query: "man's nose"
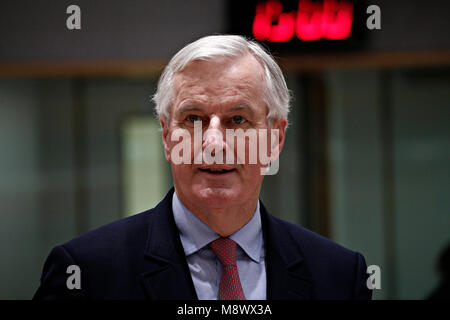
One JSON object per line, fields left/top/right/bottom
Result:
{"left": 202, "top": 116, "right": 226, "bottom": 152}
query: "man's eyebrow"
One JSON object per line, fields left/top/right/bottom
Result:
{"left": 177, "top": 105, "right": 204, "bottom": 114}
{"left": 228, "top": 104, "right": 255, "bottom": 115}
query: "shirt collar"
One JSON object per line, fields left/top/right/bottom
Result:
{"left": 172, "top": 191, "right": 262, "bottom": 263}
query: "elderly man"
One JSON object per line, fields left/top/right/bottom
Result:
{"left": 34, "top": 35, "right": 371, "bottom": 300}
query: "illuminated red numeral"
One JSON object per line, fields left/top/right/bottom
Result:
{"left": 296, "top": 0, "right": 324, "bottom": 41}
{"left": 322, "top": 0, "right": 353, "bottom": 40}
{"left": 253, "top": 0, "right": 295, "bottom": 42}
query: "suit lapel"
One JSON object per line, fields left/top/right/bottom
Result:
{"left": 260, "top": 201, "right": 314, "bottom": 300}
{"left": 140, "top": 188, "right": 198, "bottom": 300}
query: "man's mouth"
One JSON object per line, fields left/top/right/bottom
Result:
{"left": 198, "top": 168, "right": 237, "bottom": 174}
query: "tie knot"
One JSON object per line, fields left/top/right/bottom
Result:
{"left": 209, "top": 237, "right": 237, "bottom": 266}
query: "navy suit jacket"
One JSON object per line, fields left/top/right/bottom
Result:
{"left": 33, "top": 188, "right": 372, "bottom": 300}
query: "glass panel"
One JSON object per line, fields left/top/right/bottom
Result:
{"left": 392, "top": 69, "right": 450, "bottom": 299}
{"left": 121, "top": 116, "right": 170, "bottom": 217}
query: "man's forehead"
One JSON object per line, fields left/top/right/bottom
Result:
{"left": 168, "top": 54, "right": 267, "bottom": 120}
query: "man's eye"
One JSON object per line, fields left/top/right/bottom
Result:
{"left": 187, "top": 115, "right": 200, "bottom": 123}
{"left": 232, "top": 116, "right": 246, "bottom": 124}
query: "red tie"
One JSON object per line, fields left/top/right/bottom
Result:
{"left": 209, "top": 237, "right": 246, "bottom": 300}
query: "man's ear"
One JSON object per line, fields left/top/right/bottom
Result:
{"left": 160, "top": 118, "right": 171, "bottom": 162}
{"left": 270, "top": 118, "right": 288, "bottom": 162}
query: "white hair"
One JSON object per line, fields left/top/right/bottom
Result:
{"left": 152, "top": 35, "right": 290, "bottom": 125}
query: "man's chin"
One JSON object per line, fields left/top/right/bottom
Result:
{"left": 194, "top": 186, "right": 240, "bottom": 208}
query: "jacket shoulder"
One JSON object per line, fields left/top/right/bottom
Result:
{"left": 268, "top": 215, "right": 372, "bottom": 299}
{"left": 274, "top": 216, "right": 357, "bottom": 258}
{"left": 62, "top": 209, "right": 154, "bottom": 265}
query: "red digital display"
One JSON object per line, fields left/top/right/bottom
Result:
{"left": 253, "top": 0, "right": 354, "bottom": 42}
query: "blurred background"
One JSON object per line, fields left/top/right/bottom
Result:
{"left": 0, "top": 0, "right": 449, "bottom": 299}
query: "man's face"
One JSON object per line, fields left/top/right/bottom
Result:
{"left": 161, "top": 53, "right": 286, "bottom": 210}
